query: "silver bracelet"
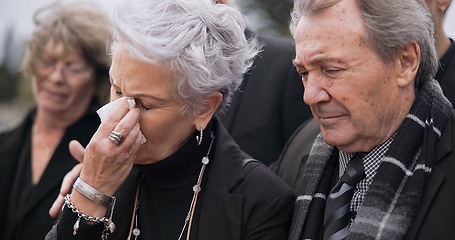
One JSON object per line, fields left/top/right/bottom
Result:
{"left": 73, "top": 177, "right": 116, "bottom": 208}
{"left": 64, "top": 194, "right": 116, "bottom": 239}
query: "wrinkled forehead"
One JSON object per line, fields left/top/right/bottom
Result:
{"left": 299, "top": 0, "right": 344, "bottom": 14}
{"left": 295, "top": 1, "right": 366, "bottom": 45}
{"left": 293, "top": 0, "right": 370, "bottom": 66}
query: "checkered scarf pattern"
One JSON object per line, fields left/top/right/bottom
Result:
{"left": 289, "top": 79, "right": 452, "bottom": 240}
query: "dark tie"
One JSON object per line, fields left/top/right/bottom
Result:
{"left": 323, "top": 155, "right": 365, "bottom": 240}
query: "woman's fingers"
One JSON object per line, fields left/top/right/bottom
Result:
{"left": 79, "top": 98, "right": 141, "bottom": 195}
{"left": 49, "top": 194, "right": 64, "bottom": 218}
{"left": 50, "top": 98, "right": 142, "bottom": 217}
{"left": 69, "top": 140, "right": 85, "bottom": 163}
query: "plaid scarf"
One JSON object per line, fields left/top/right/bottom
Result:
{"left": 289, "top": 79, "right": 452, "bottom": 240}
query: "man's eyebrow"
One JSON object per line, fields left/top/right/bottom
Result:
{"left": 294, "top": 54, "right": 341, "bottom": 69}
{"left": 292, "top": 59, "right": 308, "bottom": 73}
{"left": 309, "top": 53, "right": 344, "bottom": 65}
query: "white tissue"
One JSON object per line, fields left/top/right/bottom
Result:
{"left": 96, "top": 97, "right": 147, "bottom": 144}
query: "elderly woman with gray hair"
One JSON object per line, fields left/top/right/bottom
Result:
{"left": 0, "top": 1, "right": 111, "bottom": 240}
{"left": 45, "top": 0, "right": 294, "bottom": 239}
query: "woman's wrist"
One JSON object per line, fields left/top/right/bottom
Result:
{"left": 57, "top": 202, "right": 106, "bottom": 240}
{"left": 71, "top": 189, "right": 108, "bottom": 218}
{"left": 73, "top": 177, "right": 116, "bottom": 209}
{"left": 61, "top": 194, "right": 116, "bottom": 239}
{"left": 69, "top": 178, "right": 117, "bottom": 236}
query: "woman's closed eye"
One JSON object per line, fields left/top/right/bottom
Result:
{"left": 134, "top": 99, "right": 154, "bottom": 111}
{"left": 115, "top": 91, "right": 123, "bottom": 97}
{"left": 139, "top": 102, "right": 151, "bottom": 111}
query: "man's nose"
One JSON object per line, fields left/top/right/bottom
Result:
{"left": 303, "top": 75, "right": 330, "bottom": 106}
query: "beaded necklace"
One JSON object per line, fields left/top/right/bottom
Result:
{"left": 127, "top": 132, "right": 215, "bottom": 240}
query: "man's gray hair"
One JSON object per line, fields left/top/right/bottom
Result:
{"left": 110, "top": 0, "right": 260, "bottom": 116}
{"left": 290, "top": 0, "right": 438, "bottom": 88}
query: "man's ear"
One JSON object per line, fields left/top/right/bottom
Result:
{"left": 397, "top": 42, "right": 420, "bottom": 88}
{"left": 193, "top": 92, "right": 223, "bottom": 130}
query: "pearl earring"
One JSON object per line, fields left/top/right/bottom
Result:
{"left": 196, "top": 127, "right": 203, "bottom": 145}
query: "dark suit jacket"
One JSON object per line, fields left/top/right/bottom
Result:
{"left": 47, "top": 118, "right": 295, "bottom": 240}
{"left": 0, "top": 108, "right": 100, "bottom": 240}
{"left": 437, "top": 39, "right": 455, "bottom": 107}
{"left": 219, "top": 30, "right": 312, "bottom": 166}
{"left": 272, "top": 111, "right": 455, "bottom": 240}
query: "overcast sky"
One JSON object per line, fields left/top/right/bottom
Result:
{"left": 0, "top": 0, "right": 454, "bottom": 66}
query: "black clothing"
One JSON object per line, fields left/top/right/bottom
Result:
{"left": 47, "top": 118, "right": 295, "bottom": 240}
{"left": 0, "top": 103, "right": 101, "bottom": 240}
{"left": 220, "top": 30, "right": 312, "bottom": 166}
{"left": 437, "top": 38, "right": 455, "bottom": 107}
{"left": 134, "top": 121, "right": 214, "bottom": 239}
{"left": 272, "top": 79, "right": 455, "bottom": 239}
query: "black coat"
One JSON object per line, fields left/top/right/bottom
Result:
{"left": 437, "top": 39, "right": 455, "bottom": 107}
{"left": 220, "top": 30, "right": 312, "bottom": 166}
{"left": 46, "top": 118, "right": 295, "bottom": 240}
{"left": 272, "top": 111, "right": 455, "bottom": 240}
{"left": 0, "top": 108, "right": 100, "bottom": 240}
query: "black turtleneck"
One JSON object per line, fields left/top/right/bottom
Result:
{"left": 135, "top": 120, "right": 215, "bottom": 240}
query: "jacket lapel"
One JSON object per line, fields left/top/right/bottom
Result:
{"left": 0, "top": 115, "right": 32, "bottom": 229}
{"left": 198, "top": 119, "right": 246, "bottom": 240}
{"left": 199, "top": 184, "right": 243, "bottom": 240}
{"left": 23, "top": 142, "right": 78, "bottom": 212}
{"left": 289, "top": 136, "right": 335, "bottom": 240}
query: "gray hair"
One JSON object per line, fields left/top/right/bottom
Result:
{"left": 290, "top": 0, "right": 438, "bottom": 88}
{"left": 110, "top": 0, "right": 261, "bottom": 116}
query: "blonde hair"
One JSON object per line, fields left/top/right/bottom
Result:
{"left": 22, "top": 1, "right": 113, "bottom": 102}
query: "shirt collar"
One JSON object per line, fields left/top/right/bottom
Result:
{"left": 338, "top": 133, "right": 396, "bottom": 179}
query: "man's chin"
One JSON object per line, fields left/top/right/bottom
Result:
{"left": 321, "top": 130, "right": 352, "bottom": 149}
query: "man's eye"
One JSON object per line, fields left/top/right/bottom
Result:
{"left": 115, "top": 91, "right": 123, "bottom": 96}
{"left": 298, "top": 71, "right": 309, "bottom": 81}
{"left": 323, "top": 68, "right": 342, "bottom": 78}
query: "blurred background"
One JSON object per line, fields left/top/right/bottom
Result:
{"left": 0, "top": 0, "right": 454, "bottom": 132}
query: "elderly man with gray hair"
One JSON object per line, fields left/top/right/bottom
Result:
{"left": 272, "top": 0, "right": 455, "bottom": 239}
{"left": 45, "top": 0, "right": 295, "bottom": 239}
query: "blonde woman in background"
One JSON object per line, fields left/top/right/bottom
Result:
{"left": 0, "top": 1, "right": 112, "bottom": 239}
